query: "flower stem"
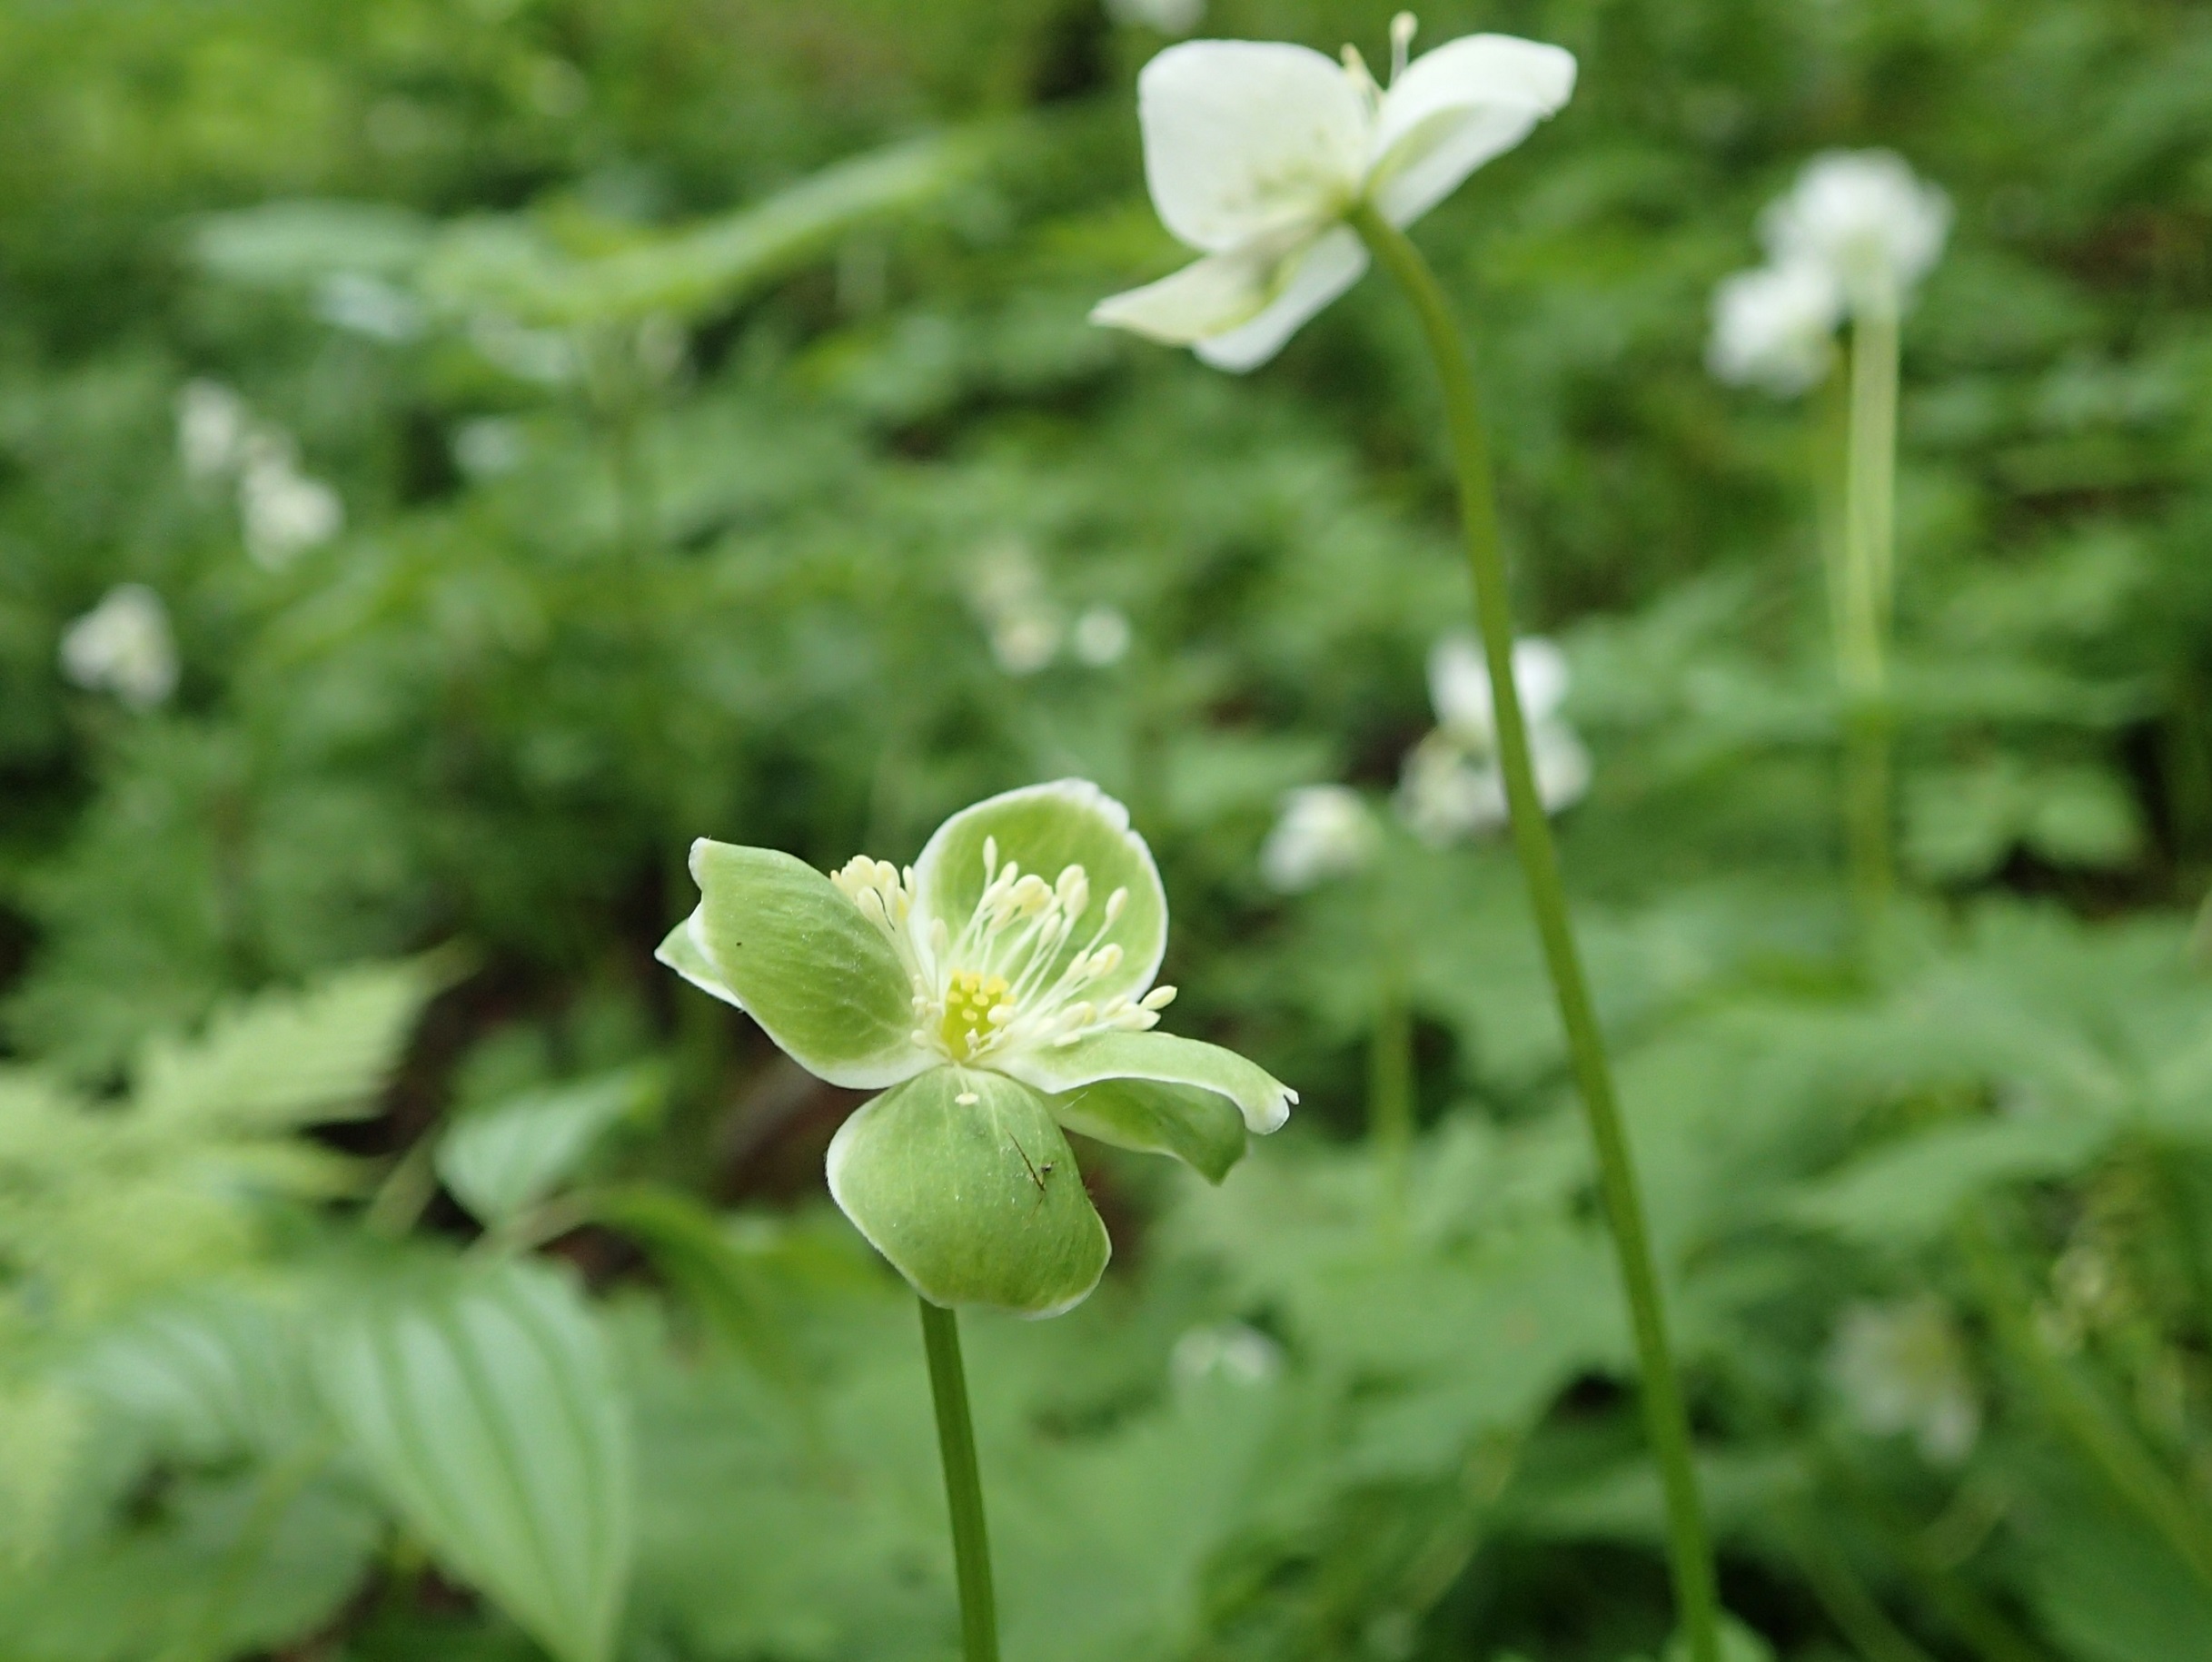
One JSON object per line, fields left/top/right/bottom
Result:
{"left": 1350, "top": 203, "right": 1722, "bottom": 1662}
{"left": 1839, "top": 306, "right": 1900, "bottom": 948}
{"left": 918, "top": 1295, "right": 1000, "bottom": 1662}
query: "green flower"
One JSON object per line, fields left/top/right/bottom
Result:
{"left": 659, "top": 779, "right": 1294, "bottom": 1316}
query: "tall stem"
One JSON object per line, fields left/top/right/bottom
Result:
{"left": 1839, "top": 306, "right": 1900, "bottom": 946}
{"left": 1351, "top": 203, "right": 1722, "bottom": 1662}
{"left": 918, "top": 1296, "right": 1000, "bottom": 1662}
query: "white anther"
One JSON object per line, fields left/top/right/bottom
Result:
{"left": 1141, "top": 985, "right": 1176, "bottom": 1011}
{"left": 988, "top": 1004, "right": 1017, "bottom": 1025}
{"left": 1088, "top": 943, "right": 1123, "bottom": 979}
{"left": 1104, "top": 887, "right": 1127, "bottom": 924}
{"left": 983, "top": 836, "right": 997, "bottom": 876}
{"left": 1389, "top": 12, "right": 1415, "bottom": 82}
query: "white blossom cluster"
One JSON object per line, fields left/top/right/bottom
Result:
{"left": 1708, "top": 151, "right": 1950, "bottom": 397}
{"left": 967, "top": 539, "right": 1131, "bottom": 676}
{"left": 59, "top": 584, "right": 177, "bottom": 709}
{"left": 1826, "top": 1298, "right": 1980, "bottom": 1466}
{"left": 175, "top": 380, "right": 345, "bottom": 569}
{"left": 1259, "top": 633, "right": 1591, "bottom": 892}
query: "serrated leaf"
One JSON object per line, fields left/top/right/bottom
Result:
{"left": 438, "top": 1067, "right": 657, "bottom": 1228}
{"left": 134, "top": 959, "right": 443, "bottom": 1132}
{"left": 315, "top": 1259, "right": 633, "bottom": 1662}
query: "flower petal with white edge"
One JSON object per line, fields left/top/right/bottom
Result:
{"left": 827, "top": 1067, "right": 1110, "bottom": 1316}
{"left": 1046, "top": 1075, "right": 1247, "bottom": 1183}
{"left": 911, "top": 779, "right": 1167, "bottom": 1018}
{"left": 683, "top": 841, "right": 934, "bottom": 1090}
{"left": 1134, "top": 40, "right": 1368, "bottom": 253}
{"left": 1002, "top": 1029, "right": 1296, "bottom": 1134}
{"left": 1366, "top": 34, "right": 1578, "bottom": 227}
{"left": 1089, "top": 228, "right": 1319, "bottom": 348}
{"left": 1191, "top": 225, "right": 1368, "bottom": 372}
{"left": 653, "top": 910, "right": 740, "bottom": 1009}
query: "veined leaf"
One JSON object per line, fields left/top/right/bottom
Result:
{"left": 437, "top": 1066, "right": 659, "bottom": 1228}
{"left": 315, "top": 1259, "right": 633, "bottom": 1662}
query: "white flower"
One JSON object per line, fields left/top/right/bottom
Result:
{"left": 1172, "top": 1321, "right": 1283, "bottom": 1388}
{"left": 239, "top": 440, "right": 343, "bottom": 570}
{"left": 1261, "top": 785, "right": 1380, "bottom": 892}
{"left": 969, "top": 540, "right": 1066, "bottom": 676}
{"left": 1428, "top": 633, "right": 1570, "bottom": 745}
{"left": 1397, "top": 633, "right": 1588, "bottom": 844}
{"left": 1706, "top": 260, "right": 1842, "bottom": 397}
{"left": 1071, "top": 604, "right": 1133, "bottom": 668}
{"left": 1761, "top": 150, "right": 1950, "bottom": 319}
{"left": 175, "top": 380, "right": 249, "bottom": 480}
{"left": 1106, "top": 0, "right": 1205, "bottom": 36}
{"left": 1827, "top": 1298, "right": 1980, "bottom": 1466}
{"left": 59, "top": 585, "right": 178, "bottom": 709}
{"left": 1091, "top": 15, "right": 1576, "bottom": 371}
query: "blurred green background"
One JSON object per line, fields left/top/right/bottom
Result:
{"left": 6, "top": 0, "right": 2212, "bottom": 1658}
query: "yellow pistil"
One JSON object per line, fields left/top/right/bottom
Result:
{"left": 938, "top": 969, "right": 1011, "bottom": 1058}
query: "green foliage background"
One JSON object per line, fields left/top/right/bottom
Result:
{"left": 5, "top": 0, "right": 2212, "bottom": 1657}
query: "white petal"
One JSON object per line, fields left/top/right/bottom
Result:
{"left": 1366, "top": 35, "right": 1577, "bottom": 227}
{"left": 1091, "top": 239, "right": 1291, "bottom": 347}
{"left": 1191, "top": 225, "right": 1367, "bottom": 371}
{"left": 1513, "top": 638, "right": 1572, "bottom": 725}
{"left": 1136, "top": 40, "right": 1369, "bottom": 253}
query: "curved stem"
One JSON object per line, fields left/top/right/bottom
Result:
{"left": 919, "top": 1296, "right": 1000, "bottom": 1662}
{"left": 1350, "top": 203, "right": 1722, "bottom": 1662}
{"left": 1840, "top": 307, "right": 1900, "bottom": 947}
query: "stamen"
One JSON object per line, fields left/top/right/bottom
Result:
{"left": 1390, "top": 12, "right": 1415, "bottom": 83}
{"left": 1141, "top": 985, "right": 1176, "bottom": 1010}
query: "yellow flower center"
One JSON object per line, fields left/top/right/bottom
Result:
{"left": 938, "top": 969, "right": 1011, "bottom": 1056}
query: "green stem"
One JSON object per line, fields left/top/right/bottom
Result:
{"left": 1839, "top": 306, "right": 1900, "bottom": 947}
{"left": 919, "top": 1296, "right": 999, "bottom": 1662}
{"left": 1350, "top": 203, "right": 1722, "bottom": 1662}
{"left": 1370, "top": 905, "right": 1414, "bottom": 1231}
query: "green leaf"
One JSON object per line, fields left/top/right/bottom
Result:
{"left": 1789, "top": 1113, "right": 2114, "bottom": 1245}
{"left": 437, "top": 1067, "right": 657, "bottom": 1227}
{"left": 1004, "top": 1030, "right": 1295, "bottom": 1134}
{"left": 314, "top": 1259, "right": 633, "bottom": 1662}
{"left": 673, "top": 841, "right": 928, "bottom": 1090}
{"left": 1047, "top": 1076, "right": 1246, "bottom": 1183}
{"left": 912, "top": 779, "right": 1167, "bottom": 1015}
{"left": 826, "top": 1067, "right": 1110, "bottom": 1316}
{"left": 134, "top": 958, "right": 444, "bottom": 1131}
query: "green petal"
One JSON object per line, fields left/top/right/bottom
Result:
{"left": 826, "top": 1067, "right": 1110, "bottom": 1316}
{"left": 654, "top": 911, "right": 734, "bottom": 1005}
{"left": 677, "top": 840, "right": 930, "bottom": 1090}
{"left": 912, "top": 779, "right": 1166, "bottom": 1013}
{"left": 1046, "top": 1076, "right": 1247, "bottom": 1184}
{"left": 1001, "top": 1030, "right": 1294, "bottom": 1134}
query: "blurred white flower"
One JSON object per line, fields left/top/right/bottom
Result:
{"left": 1706, "top": 260, "right": 1841, "bottom": 397}
{"left": 59, "top": 584, "right": 178, "bottom": 709}
{"left": 313, "top": 272, "right": 424, "bottom": 342}
{"left": 239, "top": 437, "right": 343, "bottom": 570}
{"left": 1071, "top": 604, "right": 1134, "bottom": 668}
{"left": 1106, "top": 0, "right": 1205, "bottom": 35}
{"left": 1261, "top": 785, "right": 1380, "bottom": 892}
{"left": 1827, "top": 1298, "right": 1980, "bottom": 1466}
{"left": 1397, "top": 633, "right": 1588, "bottom": 845}
{"left": 1761, "top": 150, "right": 1951, "bottom": 318}
{"left": 453, "top": 417, "right": 527, "bottom": 479}
{"left": 1172, "top": 1322, "right": 1283, "bottom": 1389}
{"left": 969, "top": 540, "right": 1066, "bottom": 676}
{"left": 1091, "top": 16, "right": 1575, "bottom": 371}
{"left": 175, "top": 380, "right": 249, "bottom": 480}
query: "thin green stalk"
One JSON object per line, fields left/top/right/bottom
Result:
{"left": 1350, "top": 203, "right": 1722, "bottom": 1662}
{"left": 1839, "top": 306, "right": 1900, "bottom": 944}
{"left": 919, "top": 1296, "right": 999, "bottom": 1662}
{"left": 1370, "top": 905, "right": 1414, "bottom": 1231}
{"left": 1783, "top": 1505, "right": 1939, "bottom": 1662}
